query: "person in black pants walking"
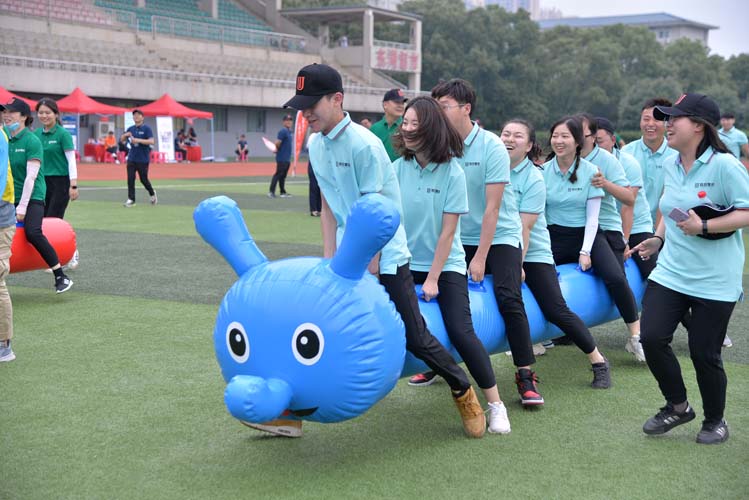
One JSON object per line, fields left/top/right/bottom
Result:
{"left": 308, "top": 161, "right": 321, "bottom": 216}
{"left": 269, "top": 114, "right": 293, "bottom": 198}
{"left": 120, "top": 109, "right": 157, "bottom": 207}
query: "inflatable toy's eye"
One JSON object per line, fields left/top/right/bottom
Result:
{"left": 291, "top": 323, "right": 324, "bottom": 366}
{"left": 226, "top": 321, "right": 249, "bottom": 363}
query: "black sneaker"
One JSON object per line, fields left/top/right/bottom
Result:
{"left": 515, "top": 368, "right": 544, "bottom": 406}
{"left": 55, "top": 275, "right": 74, "bottom": 294}
{"left": 408, "top": 371, "right": 438, "bottom": 387}
{"left": 643, "top": 403, "right": 695, "bottom": 435}
{"left": 696, "top": 419, "right": 729, "bottom": 444}
{"left": 590, "top": 358, "right": 611, "bottom": 389}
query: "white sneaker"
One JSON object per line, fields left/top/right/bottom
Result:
{"left": 722, "top": 336, "right": 733, "bottom": 348}
{"left": 124, "top": 199, "right": 135, "bottom": 207}
{"left": 65, "top": 249, "right": 79, "bottom": 271}
{"left": 487, "top": 401, "right": 511, "bottom": 434}
{"left": 626, "top": 335, "right": 646, "bottom": 362}
{"left": 0, "top": 340, "right": 15, "bottom": 362}
{"left": 532, "top": 343, "right": 547, "bottom": 356}
{"left": 150, "top": 192, "right": 158, "bottom": 205}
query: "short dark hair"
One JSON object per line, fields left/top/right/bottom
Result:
{"left": 392, "top": 96, "right": 463, "bottom": 164}
{"left": 546, "top": 116, "right": 584, "bottom": 183}
{"left": 430, "top": 78, "right": 476, "bottom": 114}
{"left": 501, "top": 118, "right": 543, "bottom": 164}
{"left": 721, "top": 112, "right": 735, "bottom": 119}
{"left": 642, "top": 98, "right": 672, "bottom": 111}
{"left": 576, "top": 112, "right": 597, "bottom": 134}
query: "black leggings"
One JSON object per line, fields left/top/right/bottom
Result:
{"left": 44, "top": 175, "right": 70, "bottom": 219}
{"left": 270, "top": 161, "right": 290, "bottom": 195}
{"left": 411, "top": 270, "right": 496, "bottom": 389}
{"left": 628, "top": 231, "right": 657, "bottom": 280}
{"left": 20, "top": 200, "right": 60, "bottom": 268}
{"left": 523, "top": 262, "right": 597, "bottom": 354}
{"left": 127, "top": 161, "right": 155, "bottom": 201}
{"left": 640, "top": 281, "right": 735, "bottom": 423}
{"left": 379, "top": 265, "right": 471, "bottom": 392}
{"left": 548, "top": 225, "right": 639, "bottom": 324}
{"left": 308, "top": 163, "right": 321, "bottom": 213}
{"left": 465, "top": 244, "right": 535, "bottom": 367}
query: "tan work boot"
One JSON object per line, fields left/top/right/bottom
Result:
{"left": 453, "top": 386, "right": 486, "bottom": 438}
{"left": 240, "top": 418, "right": 303, "bottom": 437}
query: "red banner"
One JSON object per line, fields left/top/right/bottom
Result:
{"left": 293, "top": 110, "right": 308, "bottom": 176}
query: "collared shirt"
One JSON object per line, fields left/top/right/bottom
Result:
{"left": 7, "top": 127, "right": 45, "bottom": 203}
{"left": 614, "top": 148, "right": 653, "bottom": 236}
{"left": 276, "top": 126, "right": 292, "bottom": 162}
{"left": 308, "top": 112, "right": 411, "bottom": 275}
{"left": 584, "top": 145, "right": 629, "bottom": 233}
{"left": 622, "top": 137, "right": 677, "bottom": 225}
{"left": 125, "top": 124, "right": 154, "bottom": 164}
{"left": 458, "top": 123, "right": 521, "bottom": 247}
{"left": 394, "top": 156, "right": 468, "bottom": 274}
{"left": 718, "top": 126, "right": 748, "bottom": 159}
{"left": 369, "top": 116, "right": 402, "bottom": 162}
{"left": 511, "top": 158, "right": 554, "bottom": 265}
{"left": 33, "top": 124, "right": 75, "bottom": 176}
{"left": 0, "top": 129, "right": 15, "bottom": 228}
{"left": 650, "top": 147, "right": 749, "bottom": 301}
{"left": 542, "top": 156, "right": 604, "bottom": 227}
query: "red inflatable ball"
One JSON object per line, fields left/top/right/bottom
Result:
{"left": 9, "top": 218, "right": 77, "bottom": 273}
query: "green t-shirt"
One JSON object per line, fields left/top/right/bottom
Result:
{"left": 34, "top": 124, "right": 74, "bottom": 176}
{"left": 369, "top": 116, "right": 402, "bottom": 162}
{"left": 7, "top": 127, "right": 46, "bottom": 203}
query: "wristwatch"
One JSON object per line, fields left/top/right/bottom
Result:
{"left": 579, "top": 250, "right": 590, "bottom": 256}
{"left": 702, "top": 219, "right": 708, "bottom": 236}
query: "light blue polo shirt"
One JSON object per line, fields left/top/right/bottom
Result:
{"left": 308, "top": 112, "right": 411, "bottom": 275}
{"left": 650, "top": 147, "right": 749, "bottom": 302}
{"left": 393, "top": 157, "right": 468, "bottom": 274}
{"left": 542, "top": 156, "right": 604, "bottom": 227}
{"left": 718, "top": 126, "right": 748, "bottom": 159}
{"left": 622, "top": 137, "right": 677, "bottom": 225}
{"left": 511, "top": 158, "right": 554, "bottom": 265}
{"left": 458, "top": 123, "right": 521, "bottom": 248}
{"left": 584, "top": 145, "right": 629, "bottom": 233}
{"left": 615, "top": 148, "right": 653, "bottom": 235}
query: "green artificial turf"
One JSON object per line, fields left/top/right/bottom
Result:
{"left": 2, "top": 178, "right": 748, "bottom": 499}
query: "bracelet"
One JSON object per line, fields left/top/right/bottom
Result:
{"left": 702, "top": 219, "right": 708, "bottom": 236}
{"left": 579, "top": 250, "right": 590, "bottom": 256}
{"left": 653, "top": 235, "right": 664, "bottom": 249}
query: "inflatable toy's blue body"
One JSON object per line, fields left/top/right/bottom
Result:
{"left": 195, "top": 195, "right": 645, "bottom": 425}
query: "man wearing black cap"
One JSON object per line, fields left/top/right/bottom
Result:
{"left": 370, "top": 88, "right": 407, "bottom": 161}
{"left": 242, "top": 63, "right": 485, "bottom": 439}
{"left": 268, "top": 114, "right": 294, "bottom": 198}
{"left": 0, "top": 101, "right": 16, "bottom": 361}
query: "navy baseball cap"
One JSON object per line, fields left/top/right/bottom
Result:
{"left": 653, "top": 93, "right": 720, "bottom": 127}
{"left": 284, "top": 64, "right": 343, "bottom": 110}
{"left": 1, "top": 97, "right": 31, "bottom": 115}
{"left": 383, "top": 88, "right": 407, "bottom": 103}
{"left": 595, "top": 117, "right": 615, "bottom": 135}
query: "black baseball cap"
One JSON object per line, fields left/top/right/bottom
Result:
{"left": 383, "top": 88, "right": 407, "bottom": 103}
{"left": 282, "top": 114, "right": 294, "bottom": 121}
{"left": 132, "top": 109, "right": 144, "bottom": 116}
{"left": 1, "top": 97, "right": 31, "bottom": 116}
{"left": 653, "top": 93, "right": 720, "bottom": 127}
{"left": 284, "top": 64, "right": 343, "bottom": 110}
{"left": 595, "top": 117, "right": 615, "bottom": 135}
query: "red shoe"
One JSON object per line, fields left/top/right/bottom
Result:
{"left": 515, "top": 368, "right": 544, "bottom": 406}
{"left": 408, "top": 371, "right": 438, "bottom": 386}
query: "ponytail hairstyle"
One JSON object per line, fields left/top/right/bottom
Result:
{"left": 36, "top": 97, "right": 61, "bottom": 125}
{"left": 502, "top": 118, "right": 543, "bottom": 165}
{"left": 546, "top": 115, "right": 584, "bottom": 183}
{"left": 392, "top": 96, "right": 464, "bottom": 163}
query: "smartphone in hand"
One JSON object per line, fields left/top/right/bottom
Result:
{"left": 668, "top": 207, "right": 690, "bottom": 223}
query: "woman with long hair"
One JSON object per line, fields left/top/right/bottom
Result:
{"left": 392, "top": 96, "right": 510, "bottom": 435}
{"left": 501, "top": 118, "right": 610, "bottom": 388}
{"left": 629, "top": 94, "right": 749, "bottom": 444}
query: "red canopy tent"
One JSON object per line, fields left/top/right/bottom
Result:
{"left": 57, "top": 87, "right": 130, "bottom": 115}
{"left": 135, "top": 94, "right": 214, "bottom": 159}
{"left": 0, "top": 86, "right": 37, "bottom": 108}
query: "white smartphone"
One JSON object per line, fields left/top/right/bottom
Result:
{"left": 668, "top": 207, "right": 690, "bottom": 223}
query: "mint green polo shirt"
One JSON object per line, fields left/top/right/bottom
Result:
{"left": 33, "top": 124, "right": 75, "bottom": 176}
{"left": 369, "top": 116, "right": 402, "bottom": 162}
{"left": 7, "top": 127, "right": 46, "bottom": 203}
{"left": 307, "top": 113, "right": 411, "bottom": 275}
{"left": 511, "top": 158, "right": 554, "bottom": 265}
{"left": 541, "top": 156, "right": 604, "bottom": 227}
{"left": 718, "top": 126, "right": 748, "bottom": 159}
{"left": 614, "top": 149, "right": 653, "bottom": 235}
{"left": 650, "top": 147, "right": 749, "bottom": 301}
{"left": 584, "top": 145, "right": 629, "bottom": 233}
{"left": 458, "top": 123, "right": 521, "bottom": 248}
{"left": 394, "top": 157, "right": 468, "bottom": 274}
{"left": 622, "top": 137, "right": 677, "bottom": 226}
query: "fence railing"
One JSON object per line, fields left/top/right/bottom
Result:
{"left": 373, "top": 39, "right": 416, "bottom": 51}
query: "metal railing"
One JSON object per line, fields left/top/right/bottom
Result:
{"left": 373, "top": 39, "right": 416, "bottom": 51}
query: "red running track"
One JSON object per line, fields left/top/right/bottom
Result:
{"left": 78, "top": 161, "right": 308, "bottom": 181}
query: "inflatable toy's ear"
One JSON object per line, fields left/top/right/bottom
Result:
{"left": 194, "top": 196, "right": 268, "bottom": 276}
{"left": 330, "top": 193, "right": 400, "bottom": 280}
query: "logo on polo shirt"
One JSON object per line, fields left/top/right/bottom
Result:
{"left": 695, "top": 182, "right": 715, "bottom": 187}
{"left": 464, "top": 161, "right": 481, "bottom": 167}
{"left": 426, "top": 187, "right": 441, "bottom": 194}
{"left": 48, "top": 140, "right": 58, "bottom": 144}
{"left": 567, "top": 187, "right": 583, "bottom": 192}
{"left": 14, "top": 148, "right": 25, "bottom": 153}
{"left": 336, "top": 161, "right": 351, "bottom": 168}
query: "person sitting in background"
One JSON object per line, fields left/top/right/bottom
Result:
{"left": 174, "top": 131, "right": 187, "bottom": 162}
{"left": 103, "top": 131, "right": 118, "bottom": 162}
{"left": 187, "top": 127, "right": 198, "bottom": 145}
{"left": 235, "top": 134, "right": 249, "bottom": 161}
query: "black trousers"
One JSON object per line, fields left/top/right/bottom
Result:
{"left": 308, "top": 163, "right": 321, "bottom": 213}
{"left": 379, "top": 265, "right": 470, "bottom": 392}
{"left": 126, "top": 161, "right": 155, "bottom": 201}
{"left": 523, "top": 262, "right": 597, "bottom": 354}
{"left": 640, "top": 280, "right": 735, "bottom": 423}
{"left": 628, "top": 231, "right": 657, "bottom": 280}
{"left": 411, "top": 270, "right": 496, "bottom": 389}
{"left": 21, "top": 200, "right": 60, "bottom": 268}
{"left": 548, "top": 225, "right": 639, "bottom": 324}
{"left": 465, "top": 243, "right": 535, "bottom": 367}
{"left": 270, "top": 161, "right": 290, "bottom": 195}
{"left": 44, "top": 175, "right": 70, "bottom": 219}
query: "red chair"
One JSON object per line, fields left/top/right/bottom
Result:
{"left": 117, "top": 151, "right": 127, "bottom": 164}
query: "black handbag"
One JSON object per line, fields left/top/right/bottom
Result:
{"left": 691, "top": 204, "right": 736, "bottom": 240}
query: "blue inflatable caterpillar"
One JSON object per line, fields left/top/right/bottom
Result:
{"left": 194, "top": 194, "right": 645, "bottom": 425}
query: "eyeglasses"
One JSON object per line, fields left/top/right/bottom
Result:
{"left": 439, "top": 103, "right": 465, "bottom": 111}
{"left": 584, "top": 133, "right": 595, "bottom": 138}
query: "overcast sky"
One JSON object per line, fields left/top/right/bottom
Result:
{"left": 542, "top": 0, "right": 748, "bottom": 58}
